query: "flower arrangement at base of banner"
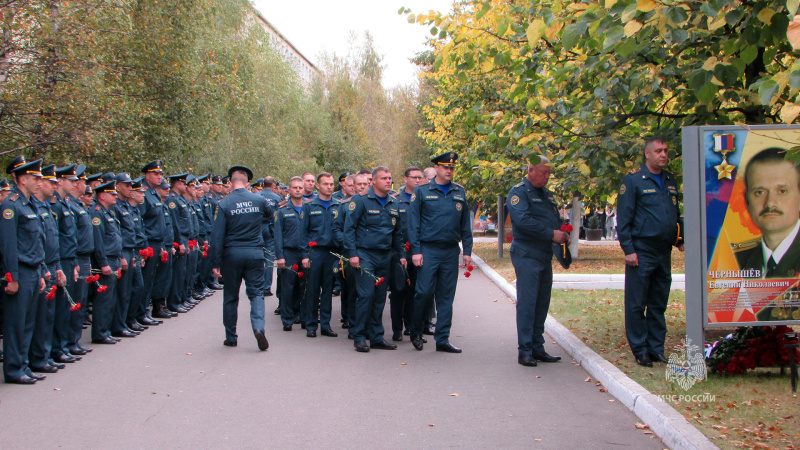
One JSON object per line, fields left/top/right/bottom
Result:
{"left": 706, "top": 325, "right": 799, "bottom": 375}
{"left": 463, "top": 264, "right": 474, "bottom": 278}
{"left": 329, "top": 251, "right": 384, "bottom": 286}
{"left": 139, "top": 247, "right": 155, "bottom": 260}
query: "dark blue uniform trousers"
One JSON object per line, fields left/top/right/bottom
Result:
{"left": 351, "top": 248, "right": 390, "bottom": 344}
{"left": 304, "top": 247, "right": 335, "bottom": 331}
{"left": 511, "top": 250, "right": 552, "bottom": 356}
{"left": 153, "top": 245, "right": 173, "bottom": 300}
{"left": 67, "top": 256, "right": 91, "bottom": 350}
{"left": 624, "top": 244, "right": 671, "bottom": 357}
{"left": 278, "top": 249, "right": 304, "bottom": 327}
{"left": 389, "top": 253, "right": 416, "bottom": 335}
{"left": 263, "top": 238, "right": 275, "bottom": 294}
{"left": 29, "top": 263, "right": 59, "bottom": 369}
{"left": 186, "top": 247, "right": 198, "bottom": 298}
{"left": 3, "top": 265, "right": 41, "bottom": 382}
{"left": 51, "top": 258, "right": 75, "bottom": 358}
{"left": 91, "top": 258, "right": 119, "bottom": 341}
{"left": 221, "top": 247, "right": 266, "bottom": 343}
{"left": 412, "top": 243, "right": 459, "bottom": 345}
{"left": 168, "top": 250, "right": 188, "bottom": 310}
{"left": 127, "top": 257, "right": 146, "bottom": 324}
{"left": 140, "top": 241, "right": 162, "bottom": 311}
{"left": 112, "top": 250, "right": 135, "bottom": 333}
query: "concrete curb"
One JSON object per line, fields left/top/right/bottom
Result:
{"left": 471, "top": 253, "right": 717, "bottom": 450}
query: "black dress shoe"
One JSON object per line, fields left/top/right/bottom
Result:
{"left": 11, "top": 375, "right": 37, "bottom": 384}
{"left": 273, "top": 308, "right": 280, "bottom": 315}
{"left": 144, "top": 313, "right": 162, "bottom": 324}
{"left": 306, "top": 330, "right": 317, "bottom": 338}
{"left": 283, "top": 324, "right": 292, "bottom": 331}
{"left": 370, "top": 339, "right": 397, "bottom": 350}
{"left": 152, "top": 309, "right": 172, "bottom": 319}
{"left": 321, "top": 329, "right": 338, "bottom": 337}
{"left": 391, "top": 333, "right": 402, "bottom": 342}
{"left": 77, "top": 343, "right": 93, "bottom": 352}
{"left": 254, "top": 330, "right": 269, "bottom": 351}
{"left": 54, "top": 353, "right": 78, "bottom": 363}
{"left": 175, "top": 306, "right": 189, "bottom": 313}
{"left": 126, "top": 327, "right": 141, "bottom": 335}
{"left": 342, "top": 320, "right": 351, "bottom": 329}
{"left": 331, "top": 289, "right": 340, "bottom": 296}
{"left": 92, "top": 337, "right": 117, "bottom": 344}
{"left": 129, "top": 322, "right": 147, "bottom": 331}
{"left": 518, "top": 354, "right": 538, "bottom": 367}
{"left": 436, "top": 342, "right": 462, "bottom": 353}
{"left": 68, "top": 347, "right": 88, "bottom": 356}
{"left": 300, "top": 322, "right": 306, "bottom": 329}
{"left": 49, "top": 361, "right": 66, "bottom": 369}
{"left": 65, "top": 353, "right": 82, "bottom": 361}
{"left": 223, "top": 339, "right": 237, "bottom": 347}
{"left": 354, "top": 340, "right": 370, "bottom": 352}
{"left": 403, "top": 329, "right": 411, "bottom": 336}
{"left": 192, "top": 292, "right": 204, "bottom": 300}
{"left": 31, "top": 365, "right": 58, "bottom": 373}
{"left": 293, "top": 316, "right": 301, "bottom": 324}
{"left": 532, "top": 352, "right": 561, "bottom": 363}
{"left": 347, "top": 332, "right": 355, "bottom": 340}
{"left": 649, "top": 353, "right": 669, "bottom": 364}
{"left": 411, "top": 336, "right": 424, "bottom": 351}
{"left": 635, "top": 353, "right": 653, "bottom": 367}
{"left": 111, "top": 330, "right": 137, "bottom": 338}
{"left": 264, "top": 291, "right": 274, "bottom": 297}
{"left": 27, "top": 372, "right": 46, "bottom": 380}
{"left": 423, "top": 326, "right": 434, "bottom": 336}
{"left": 108, "top": 336, "right": 121, "bottom": 342}
{"left": 209, "top": 282, "right": 223, "bottom": 290}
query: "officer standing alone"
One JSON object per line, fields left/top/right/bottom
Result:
{"left": 211, "top": 166, "right": 271, "bottom": 351}
{"left": 617, "top": 136, "right": 684, "bottom": 367}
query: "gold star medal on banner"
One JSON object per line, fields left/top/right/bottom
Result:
{"left": 713, "top": 133, "right": 736, "bottom": 179}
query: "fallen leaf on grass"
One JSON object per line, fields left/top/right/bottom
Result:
{"left": 635, "top": 423, "right": 649, "bottom": 430}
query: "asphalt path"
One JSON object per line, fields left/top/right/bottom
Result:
{"left": 0, "top": 268, "right": 663, "bottom": 448}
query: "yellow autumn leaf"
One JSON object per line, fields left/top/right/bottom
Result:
{"left": 527, "top": 19, "right": 547, "bottom": 47}
{"left": 780, "top": 102, "right": 800, "bottom": 124}
{"left": 579, "top": 163, "right": 591, "bottom": 176}
{"left": 605, "top": 0, "right": 617, "bottom": 8}
{"left": 757, "top": 8, "right": 776, "bottom": 24}
{"left": 624, "top": 20, "right": 642, "bottom": 37}
{"left": 637, "top": 0, "right": 656, "bottom": 12}
{"left": 788, "top": 15, "right": 800, "bottom": 50}
{"left": 707, "top": 13, "right": 727, "bottom": 31}
{"left": 518, "top": 134, "right": 537, "bottom": 146}
{"left": 545, "top": 21, "right": 563, "bottom": 40}
{"left": 701, "top": 56, "right": 719, "bottom": 71}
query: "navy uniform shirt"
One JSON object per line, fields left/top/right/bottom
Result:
{"left": 332, "top": 190, "right": 346, "bottom": 202}
{"left": 187, "top": 198, "right": 200, "bottom": 241}
{"left": 167, "top": 191, "right": 191, "bottom": 246}
{"left": 274, "top": 202, "right": 305, "bottom": 260}
{"left": 211, "top": 188, "right": 271, "bottom": 267}
{"left": 90, "top": 203, "right": 122, "bottom": 268}
{"left": 396, "top": 190, "right": 413, "bottom": 258}
{"left": 52, "top": 192, "right": 78, "bottom": 260}
{"left": 331, "top": 195, "right": 353, "bottom": 248}
{"left": 343, "top": 187, "right": 403, "bottom": 258}
{"left": 1, "top": 190, "right": 46, "bottom": 279}
{"left": 140, "top": 181, "right": 166, "bottom": 244}
{"left": 33, "top": 196, "right": 61, "bottom": 269}
{"left": 113, "top": 198, "right": 138, "bottom": 250}
{"left": 131, "top": 203, "right": 147, "bottom": 250}
{"left": 408, "top": 179, "right": 473, "bottom": 256}
{"left": 163, "top": 202, "right": 175, "bottom": 247}
{"left": 195, "top": 198, "right": 208, "bottom": 240}
{"left": 69, "top": 194, "right": 94, "bottom": 256}
{"left": 301, "top": 196, "right": 335, "bottom": 256}
{"left": 506, "top": 177, "right": 560, "bottom": 258}
{"left": 617, "top": 164, "right": 684, "bottom": 255}
{"left": 259, "top": 190, "right": 280, "bottom": 242}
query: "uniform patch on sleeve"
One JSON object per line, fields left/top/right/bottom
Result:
{"left": 673, "top": 196, "right": 677, "bottom": 205}
{"left": 619, "top": 184, "right": 626, "bottom": 195}
{"left": 510, "top": 195, "right": 519, "bottom": 205}
{"left": 332, "top": 209, "right": 339, "bottom": 218}
{"left": 455, "top": 203, "right": 462, "bottom": 211}
{"left": 3, "top": 208, "right": 14, "bottom": 219}
{"left": 92, "top": 217, "right": 101, "bottom": 226}
{"left": 348, "top": 202, "right": 356, "bottom": 211}
{"left": 391, "top": 217, "right": 397, "bottom": 226}
{"left": 169, "top": 202, "right": 176, "bottom": 209}
{"left": 410, "top": 194, "right": 416, "bottom": 202}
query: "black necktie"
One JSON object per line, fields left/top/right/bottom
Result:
{"left": 766, "top": 256, "right": 778, "bottom": 277}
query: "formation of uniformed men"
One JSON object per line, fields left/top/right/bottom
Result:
{"left": 1, "top": 151, "right": 477, "bottom": 384}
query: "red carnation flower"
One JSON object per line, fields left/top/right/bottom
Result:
{"left": 309, "top": 241, "right": 318, "bottom": 247}
{"left": 97, "top": 285, "right": 108, "bottom": 293}
{"left": 404, "top": 242, "right": 410, "bottom": 252}
{"left": 464, "top": 271, "right": 471, "bottom": 278}
{"left": 297, "top": 272, "right": 304, "bottom": 278}
{"left": 467, "top": 264, "right": 474, "bottom": 272}
{"left": 561, "top": 224, "right": 574, "bottom": 233}
{"left": 70, "top": 302, "right": 81, "bottom": 312}
{"left": 375, "top": 277, "right": 384, "bottom": 286}
{"left": 148, "top": 247, "right": 155, "bottom": 257}
{"left": 202, "top": 251, "right": 208, "bottom": 259}
{"left": 116, "top": 270, "right": 122, "bottom": 279}
{"left": 292, "top": 264, "right": 299, "bottom": 272}
{"left": 161, "top": 251, "right": 169, "bottom": 263}
{"left": 173, "top": 242, "right": 180, "bottom": 249}
{"left": 203, "top": 243, "right": 209, "bottom": 252}
{"left": 4, "top": 273, "right": 12, "bottom": 283}
{"left": 46, "top": 286, "right": 57, "bottom": 300}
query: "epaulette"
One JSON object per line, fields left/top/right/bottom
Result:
{"left": 514, "top": 182, "right": 524, "bottom": 188}
{"left": 629, "top": 168, "right": 641, "bottom": 175}
{"left": 453, "top": 182, "right": 464, "bottom": 189}
{"left": 95, "top": 205, "right": 101, "bottom": 211}
{"left": 9, "top": 193, "right": 18, "bottom": 202}
{"left": 50, "top": 196, "right": 56, "bottom": 204}
{"left": 730, "top": 238, "right": 760, "bottom": 253}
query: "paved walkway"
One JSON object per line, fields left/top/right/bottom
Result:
{"left": 0, "top": 269, "right": 663, "bottom": 448}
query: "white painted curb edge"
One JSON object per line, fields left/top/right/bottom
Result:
{"left": 471, "top": 253, "right": 717, "bottom": 450}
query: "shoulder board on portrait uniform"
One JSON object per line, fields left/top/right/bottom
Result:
{"left": 9, "top": 193, "right": 18, "bottom": 202}
{"left": 730, "top": 238, "right": 761, "bottom": 253}
{"left": 629, "top": 168, "right": 641, "bottom": 175}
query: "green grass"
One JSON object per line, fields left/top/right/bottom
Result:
{"left": 473, "top": 246, "right": 800, "bottom": 449}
